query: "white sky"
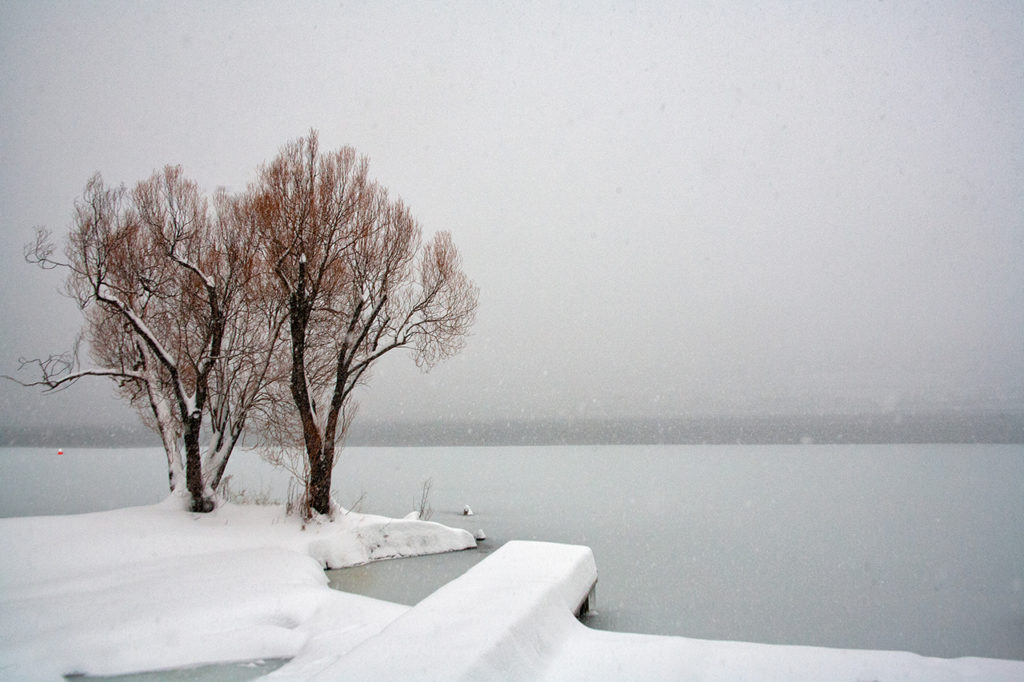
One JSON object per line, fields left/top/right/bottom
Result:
{"left": 1, "top": 1, "right": 1022, "bottom": 427}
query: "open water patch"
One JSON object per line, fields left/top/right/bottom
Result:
{"left": 326, "top": 543, "right": 492, "bottom": 605}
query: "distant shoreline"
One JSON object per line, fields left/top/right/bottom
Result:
{"left": 3, "top": 410, "right": 1023, "bottom": 447}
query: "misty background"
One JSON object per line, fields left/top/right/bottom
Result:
{"left": 2, "top": 2, "right": 1022, "bottom": 445}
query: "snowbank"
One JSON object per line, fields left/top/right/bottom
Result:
{"left": 542, "top": 619, "right": 1024, "bottom": 682}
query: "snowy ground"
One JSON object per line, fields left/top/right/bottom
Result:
{"left": 0, "top": 496, "right": 471, "bottom": 680}
{"left": 1, "top": 499, "right": 1022, "bottom": 681}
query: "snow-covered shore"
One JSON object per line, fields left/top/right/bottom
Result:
{"left": 0, "top": 497, "right": 472, "bottom": 680}
{"left": 1, "top": 500, "right": 1021, "bottom": 681}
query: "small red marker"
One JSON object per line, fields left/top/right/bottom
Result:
{"left": 57, "top": 449, "right": 63, "bottom": 456}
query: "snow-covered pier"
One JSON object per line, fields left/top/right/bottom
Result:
{"left": 306, "top": 541, "right": 598, "bottom": 680}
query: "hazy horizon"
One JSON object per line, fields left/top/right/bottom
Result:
{"left": 4, "top": 407, "right": 1022, "bottom": 448}
{"left": 2, "top": 2, "right": 1022, "bottom": 431}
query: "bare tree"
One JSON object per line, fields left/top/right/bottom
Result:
{"left": 248, "top": 131, "right": 478, "bottom": 517}
{"left": 9, "top": 132, "right": 473, "bottom": 518}
{"left": 13, "top": 169, "right": 284, "bottom": 511}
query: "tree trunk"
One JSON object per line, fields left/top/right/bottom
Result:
{"left": 183, "top": 413, "right": 213, "bottom": 512}
{"left": 286, "top": 265, "right": 333, "bottom": 517}
{"left": 166, "top": 448, "right": 185, "bottom": 495}
{"left": 308, "top": 444, "right": 334, "bottom": 516}
{"left": 156, "top": 412, "right": 185, "bottom": 494}
{"left": 204, "top": 432, "right": 240, "bottom": 493}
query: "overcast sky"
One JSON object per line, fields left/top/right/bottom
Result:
{"left": 1, "top": 1, "right": 1022, "bottom": 429}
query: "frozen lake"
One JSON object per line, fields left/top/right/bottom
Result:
{"left": 2, "top": 443, "right": 1022, "bottom": 660}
